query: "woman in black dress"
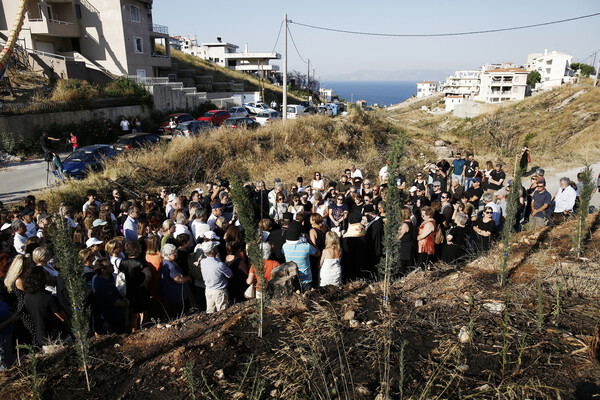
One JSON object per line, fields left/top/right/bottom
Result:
{"left": 309, "top": 214, "right": 329, "bottom": 285}
{"left": 398, "top": 207, "right": 415, "bottom": 273}
{"left": 474, "top": 207, "right": 496, "bottom": 252}
{"left": 120, "top": 241, "right": 151, "bottom": 331}
{"left": 442, "top": 212, "right": 468, "bottom": 264}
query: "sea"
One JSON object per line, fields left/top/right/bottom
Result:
{"left": 325, "top": 80, "right": 418, "bottom": 107}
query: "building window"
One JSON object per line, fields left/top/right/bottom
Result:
{"left": 134, "top": 37, "right": 143, "bottom": 53}
{"left": 130, "top": 5, "right": 140, "bottom": 22}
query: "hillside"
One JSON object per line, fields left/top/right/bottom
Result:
{"left": 387, "top": 83, "right": 600, "bottom": 169}
{"left": 1, "top": 213, "right": 599, "bottom": 399}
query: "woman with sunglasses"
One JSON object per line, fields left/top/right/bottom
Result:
{"left": 269, "top": 194, "right": 289, "bottom": 225}
{"left": 329, "top": 195, "right": 349, "bottom": 235}
{"left": 288, "top": 194, "right": 304, "bottom": 220}
{"left": 473, "top": 206, "right": 496, "bottom": 252}
{"left": 311, "top": 172, "right": 325, "bottom": 193}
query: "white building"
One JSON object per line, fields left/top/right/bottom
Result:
{"left": 445, "top": 95, "right": 465, "bottom": 112}
{"left": 416, "top": 81, "right": 438, "bottom": 98}
{"left": 526, "top": 49, "right": 573, "bottom": 90}
{"left": 441, "top": 70, "right": 481, "bottom": 97}
{"left": 474, "top": 67, "right": 528, "bottom": 103}
{"left": 319, "top": 88, "right": 333, "bottom": 102}
{"left": 179, "top": 37, "right": 281, "bottom": 78}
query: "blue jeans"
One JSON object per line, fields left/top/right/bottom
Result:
{"left": 465, "top": 177, "right": 474, "bottom": 191}
{"left": 451, "top": 174, "right": 463, "bottom": 185}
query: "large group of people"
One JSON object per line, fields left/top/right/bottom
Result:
{"left": 0, "top": 149, "right": 599, "bottom": 369}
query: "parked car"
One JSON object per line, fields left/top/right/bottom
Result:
{"left": 113, "top": 132, "right": 161, "bottom": 152}
{"left": 228, "top": 106, "right": 249, "bottom": 118}
{"left": 243, "top": 102, "right": 274, "bottom": 114}
{"left": 62, "top": 144, "right": 117, "bottom": 179}
{"left": 299, "top": 101, "right": 316, "bottom": 113}
{"left": 173, "top": 120, "right": 213, "bottom": 136}
{"left": 223, "top": 117, "right": 261, "bottom": 129}
{"left": 253, "top": 110, "right": 282, "bottom": 126}
{"left": 196, "top": 110, "right": 231, "bottom": 126}
{"left": 158, "top": 113, "right": 194, "bottom": 133}
{"left": 286, "top": 104, "right": 310, "bottom": 119}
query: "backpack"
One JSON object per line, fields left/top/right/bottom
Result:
{"left": 115, "top": 271, "right": 127, "bottom": 297}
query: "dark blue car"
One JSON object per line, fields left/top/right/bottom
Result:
{"left": 62, "top": 144, "right": 117, "bottom": 179}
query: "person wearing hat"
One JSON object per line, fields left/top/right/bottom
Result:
{"left": 430, "top": 181, "right": 443, "bottom": 202}
{"left": 165, "top": 193, "right": 177, "bottom": 219}
{"left": 466, "top": 177, "right": 484, "bottom": 209}
{"left": 200, "top": 240, "right": 232, "bottom": 313}
{"left": 281, "top": 221, "right": 319, "bottom": 291}
{"left": 86, "top": 237, "right": 105, "bottom": 259}
{"left": 207, "top": 202, "right": 224, "bottom": 231}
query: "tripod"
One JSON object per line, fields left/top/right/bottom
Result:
{"left": 46, "top": 160, "right": 53, "bottom": 186}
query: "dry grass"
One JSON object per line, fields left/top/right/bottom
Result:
{"left": 41, "top": 109, "right": 407, "bottom": 211}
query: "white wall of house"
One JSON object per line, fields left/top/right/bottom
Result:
{"left": 526, "top": 49, "right": 573, "bottom": 90}
{"left": 445, "top": 96, "right": 464, "bottom": 112}
{"left": 417, "top": 81, "right": 438, "bottom": 98}
{"left": 474, "top": 68, "right": 527, "bottom": 103}
{"left": 441, "top": 71, "right": 481, "bottom": 98}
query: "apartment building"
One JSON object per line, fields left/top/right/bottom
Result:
{"left": 416, "top": 81, "right": 438, "bottom": 98}
{"left": 179, "top": 37, "right": 281, "bottom": 78}
{"left": 474, "top": 67, "right": 528, "bottom": 103}
{"left": 526, "top": 49, "right": 573, "bottom": 90}
{"left": 441, "top": 70, "right": 481, "bottom": 97}
{"left": 0, "top": 0, "right": 170, "bottom": 79}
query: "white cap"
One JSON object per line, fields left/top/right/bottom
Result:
{"left": 86, "top": 237, "right": 103, "bottom": 248}
{"left": 201, "top": 241, "right": 219, "bottom": 254}
{"left": 168, "top": 193, "right": 177, "bottom": 202}
{"left": 409, "top": 186, "right": 418, "bottom": 193}
{"left": 92, "top": 219, "right": 107, "bottom": 227}
{"left": 0, "top": 223, "right": 11, "bottom": 231}
{"left": 203, "top": 231, "right": 220, "bottom": 240}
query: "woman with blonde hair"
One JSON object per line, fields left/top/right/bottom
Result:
{"left": 319, "top": 231, "right": 342, "bottom": 287}
{"left": 4, "top": 255, "right": 36, "bottom": 343}
{"left": 160, "top": 219, "right": 176, "bottom": 249}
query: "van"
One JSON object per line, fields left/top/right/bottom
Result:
{"left": 286, "top": 104, "right": 309, "bottom": 119}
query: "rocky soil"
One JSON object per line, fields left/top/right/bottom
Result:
{"left": 1, "top": 214, "right": 599, "bottom": 399}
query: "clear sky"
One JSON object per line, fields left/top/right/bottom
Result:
{"left": 153, "top": 0, "right": 600, "bottom": 82}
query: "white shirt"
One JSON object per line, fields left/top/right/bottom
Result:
{"left": 554, "top": 185, "right": 577, "bottom": 213}
{"left": 350, "top": 168, "right": 363, "bottom": 179}
{"left": 207, "top": 213, "right": 218, "bottom": 231}
{"left": 191, "top": 220, "right": 210, "bottom": 242}
{"left": 485, "top": 201, "right": 502, "bottom": 226}
{"left": 120, "top": 119, "right": 130, "bottom": 131}
{"left": 174, "top": 223, "right": 194, "bottom": 245}
{"left": 14, "top": 233, "right": 27, "bottom": 254}
{"left": 123, "top": 215, "right": 138, "bottom": 241}
{"left": 83, "top": 200, "right": 102, "bottom": 213}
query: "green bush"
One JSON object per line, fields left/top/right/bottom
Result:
{"left": 0, "top": 132, "right": 39, "bottom": 156}
{"left": 50, "top": 79, "right": 99, "bottom": 103}
{"left": 103, "top": 77, "right": 152, "bottom": 105}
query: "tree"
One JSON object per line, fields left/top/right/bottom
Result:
{"left": 527, "top": 70, "right": 541, "bottom": 88}
{"left": 570, "top": 62, "right": 596, "bottom": 78}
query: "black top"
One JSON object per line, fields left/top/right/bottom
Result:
{"left": 399, "top": 221, "right": 415, "bottom": 260}
{"left": 465, "top": 160, "right": 479, "bottom": 178}
{"left": 24, "top": 290, "right": 63, "bottom": 345}
{"left": 120, "top": 258, "right": 150, "bottom": 312}
{"left": 488, "top": 170, "right": 506, "bottom": 191}
{"left": 466, "top": 186, "right": 484, "bottom": 208}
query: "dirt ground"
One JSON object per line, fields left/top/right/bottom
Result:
{"left": 1, "top": 215, "right": 599, "bottom": 399}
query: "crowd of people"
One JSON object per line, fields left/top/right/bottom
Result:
{"left": 0, "top": 150, "right": 599, "bottom": 368}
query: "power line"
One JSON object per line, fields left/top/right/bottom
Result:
{"left": 289, "top": 12, "right": 600, "bottom": 38}
{"left": 576, "top": 48, "right": 600, "bottom": 65}
{"left": 271, "top": 21, "right": 283, "bottom": 53}
{"left": 287, "top": 25, "right": 308, "bottom": 64}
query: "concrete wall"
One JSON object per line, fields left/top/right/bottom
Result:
{"left": 0, "top": 105, "right": 149, "bottom": 139}
{"left": 453, "top": 100, "right": 505, "bottom": 119}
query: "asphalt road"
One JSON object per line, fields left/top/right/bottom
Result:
{"left": 0, "top": 154, "right": 67, "bottom": 203}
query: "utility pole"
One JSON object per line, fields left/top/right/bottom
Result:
{"left": 307, "top": 58, "right": 310, "bottom": 100}
{"left": 283, "top": 13, "right": 287, "bottom": 121}
{"left": 594, "top": 57, "right": 600, "bottom": 87}
{"left": 312, "top": 67, "right": 315, "bottom": 101}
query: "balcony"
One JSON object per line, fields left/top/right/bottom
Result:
{"left": 149, "top": 24, "right": 168, "bottom": 36}
{"left": 28, "top": 18, "right": 79, "bottom": 37}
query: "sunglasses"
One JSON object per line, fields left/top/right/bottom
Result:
{"left": 337, "top": 198, "right": 344, "bottom": 201}
{"left": 484, "top": 211, "right": 493, "bottom": 214}
{"left": 537, "top": 185, "right": 545, "bottom": 188}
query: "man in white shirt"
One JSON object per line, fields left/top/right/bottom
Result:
{"left": 123, "top": 206, "right": 140, "bottom": 241}
{"left": 378, "top": 162, "right": 389, "bottom": 185}
{"left": 349, "top": 163, "right": 363, "bottom": 179}
{"left": 207, "top": 203, "right": 224, "bottom": 231}
{"left": 200, "top": 241, "right": 232, "bottom": 313}
{"left": 82, "top": 189, "right": 102, "bottom": 213}
{"left": 552, "top": 177, "right": 577, "bottom": 225}
{"left": 120, "top": 117, "right": 130, "bottom": 132}
{"left": 12, "top": 220, "right": 27, "bottom": 254}
{"left": 22, "top": 212, "right": 37, "bottom": 238}
{"left": 191, "top": 208, "right": 210, "bottom": 242}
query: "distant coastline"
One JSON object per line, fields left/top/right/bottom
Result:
{"left": 325, "top": 80, "right": 418, "bottom": 107}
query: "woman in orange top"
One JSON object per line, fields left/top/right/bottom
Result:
{"left": 144, "top": 235, "right": 162, "bottom": 301}
{"left": 416, "top": 206, "right": 436, "bottom": 269}
{"left": 246, "top": 242, "right": 279, "bottom": 298}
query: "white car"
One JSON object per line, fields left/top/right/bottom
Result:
{"left": 243, "top": 102, "right": 275, "bottom": 114}
{"left": 228, "top": 106, "right": 249, "bottom": 118}
{"left": 253, "top": 111, "right": 282, "bottom": 126}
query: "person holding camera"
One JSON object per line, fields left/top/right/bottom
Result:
{"left": 40, "top": 132, "right": 60, "bottom": 161}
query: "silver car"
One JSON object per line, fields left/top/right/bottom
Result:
{"left": 228, "top": 106, "right": 249, "bottom": 118}
{"left": 253, "top": 111, "right": 282, "bottom": 126}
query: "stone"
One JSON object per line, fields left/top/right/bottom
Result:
{"left": 483, "top": 302, "right": 505, "bottom": 314}
{"left": 349, "top": 319, "right": 360, "bottom": 328}
{"left": 434, "top": 140, "right": 446, "bottom": 146}
{"left": 268, "top": 262, "right": 301, "bottom": 298}
{"left": 458, "top": 326, "right": 471, "bottom": 343}
{"left": 344, "top": 310, "right": 356, "bottom": 321}
{"left": 414, "top": 299, "right": 424, "bottom": 307}
{"left": 457, "top": 364, "right": 469, "bottom": 372}
{"left": 355, "top": 386, "right": 372, "bottom": 397}
{"left": 214, "top": 369, "right": 225, "bottom": 380}
{"left": 270, "top": 389, "right": 280, "bottom": 398}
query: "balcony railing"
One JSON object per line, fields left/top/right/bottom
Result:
{"left": 149, "top": 24, "right": 168, "bottom": 34}
{"left": 49, "top": 18, "right": 76, "bottom": 25}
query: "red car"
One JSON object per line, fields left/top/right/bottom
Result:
{"left": 196, "top": 110, "right": 231, "bottom": 126}
{"left": 158, "top": 113, "right": 194, "bottom": 133}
